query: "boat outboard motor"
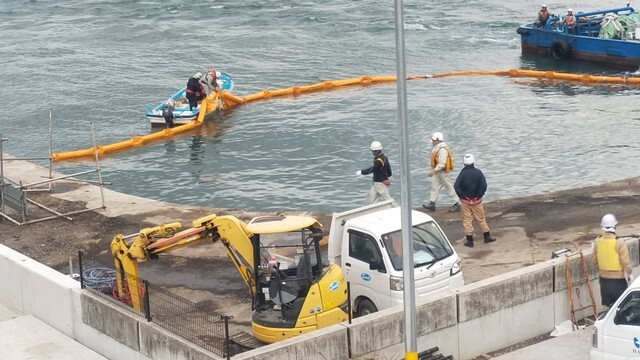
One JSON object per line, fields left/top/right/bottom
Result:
{"left": 162, "top": 99, "right": 176, "bottom": 128}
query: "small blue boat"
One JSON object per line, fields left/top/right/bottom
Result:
{"left": 146, "top": 72, "right": 234, "bottom": 126}
{"left": 517, "top": 5, "right": 640, "bottom": 68}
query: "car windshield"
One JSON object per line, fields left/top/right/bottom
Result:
{"left": 381, "top": 221, "right": 454, "bottom": 271}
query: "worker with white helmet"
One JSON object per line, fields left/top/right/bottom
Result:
{"left": 592, "top": 213, "right": 633, "bottom": 308}
{"left": 453, "top": 154, "right": 495, "bottom": 247}
{"left": 185, "top": 72, "right": 206, "bottom": 111}
{"left": 423, "top": 132, "right": 460, "bottom": 212}
{"left": 201, "top": 67, "right": 220, "bottom": 95}
{"left": 536, "top": 4, "right": 550, "bottom": 28}
{"left": 563, "top": 8, "right": 576, "bottom": 31}
{"left": 356, "top": 141, "right": 394, "bottom": 204}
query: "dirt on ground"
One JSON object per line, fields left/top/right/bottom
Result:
{"left": 2, "top": 159, "right": 640, "bottom": 344}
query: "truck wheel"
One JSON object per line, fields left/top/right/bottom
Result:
{"left": 357, "top": 299, "right": 378, "bottom": 317}
{"left": 551, "top": 40, "right": 571, "bottom": 59}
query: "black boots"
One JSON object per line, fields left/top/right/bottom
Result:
{"left": 483, "top": 231, "right": 496, "bottom": 243}
{"left": 465, "top": 233, "right": 496, "bottom": 248}
{"left": 464, "top": 235, "right": 474, "bottom": 248}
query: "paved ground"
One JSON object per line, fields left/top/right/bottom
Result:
{"left": 2, "top": 155, "right": 640, "bottom": 357}
{"left": 0, "top": 303, "right": 106, "bottom": 359}
{"left": 492, "top": 326, "right": 592, "bottom": 360}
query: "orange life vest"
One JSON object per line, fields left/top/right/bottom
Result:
{"left": 430, "top": 146, "right": 453, "bottom": 173}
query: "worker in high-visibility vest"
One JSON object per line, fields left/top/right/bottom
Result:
{"left": 592, "top": 213, "right": 633, "bottom": 308}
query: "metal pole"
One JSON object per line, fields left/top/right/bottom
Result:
{"left": 393, "top": 0, "right": 417, "bottom": 359}
{"left": 48, "top": 109, "right": 53, "bottom": 186}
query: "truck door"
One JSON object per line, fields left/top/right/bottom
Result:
{"left": 601, "top": 290, "right": 640, "bottom": 359}
{"left": 344, "top": 230, "right": 389, "bottom": 311}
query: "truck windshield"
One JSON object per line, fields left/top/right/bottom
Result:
{"left": 381, "top": 221, "right": 454, "bottom": 271}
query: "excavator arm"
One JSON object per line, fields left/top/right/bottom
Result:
{"left": 110, "top": 214, "right": 258, "bottom": 311}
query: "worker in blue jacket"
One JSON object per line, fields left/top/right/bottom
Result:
{"left": 454, "top": 154, "right": 496, "bottom": 247}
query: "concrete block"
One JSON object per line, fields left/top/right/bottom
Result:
{"left": 352, "top": 325, "right": 458, "bottom": 360}
{"left": 348, "top": 291, "right": 456, "bottom": 356}
{"left": 72, "top": 289, "right": 151, "bottom": 360}
{"left": 234, "top": 323, "right": 349, "bottom": 360}
{"left": 81, "top": 293, "right": 140, "bottom": 350}
{"left": 139, "top": 321, "right": 221, "bottom": 360}
{"left": 17, "top": 257, "right": 78, "bottom": 337}
{"left": 0, "top": 244, "right": 30, "bottom": 312}
{"left": 458, "top": 262, "right": 553, "bottom": 322}
{"left": 458, "top": 295, "right": 554, "bottom": 359}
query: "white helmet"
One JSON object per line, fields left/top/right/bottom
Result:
{"left": 432, "top": 132, "right": 444, "bottom": 141}
{"left": 463, "top": 154, "right": 475, "bottom": 165}
{"left": 167, "top": 99, "right": 176, "bottom": 107}
{"left": 194, "top": 72, "right": 202, "bottom": 79}
{"left": 601, "top": 213, "right": 617, "bottom": 232}
{"left": 542, "top": 4, "right": 547, "bottom": 8}
{"left": 567, "top": 8, "right": 573, "bottom": 12}
{"left": 370, "top": 141, "right": 383, "bottom": 151}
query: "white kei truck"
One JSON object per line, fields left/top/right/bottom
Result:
{"left": 327, "top": 200, "right": 464, "bottom": 317}
{"left": 591, "top": 276, "right": 640, "bottom": 359}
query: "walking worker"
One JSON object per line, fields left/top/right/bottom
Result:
{"left": 162, "top": 98, "right": 176, "bottom": 128}
{"left": 423, "top": 132, "right": 460, "bottom": 212}
{"left": 356, "top": 141, "right": 393, "bottom": 204}
{"left": 592, "top": 214, "right": 633, "bottom": 308}
{"left": 453, "top": 154, "right": 496, "bottom": 248}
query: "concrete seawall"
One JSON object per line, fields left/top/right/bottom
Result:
{"left": 2, "top": 239, "right": 635, "bottom": 360}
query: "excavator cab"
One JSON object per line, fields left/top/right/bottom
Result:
{"left": 246, "top": 215, "right": 349, "bottom": 343}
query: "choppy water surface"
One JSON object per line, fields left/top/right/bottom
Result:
{"left": 1, "top": 0, "right": 639, "bottom": 212}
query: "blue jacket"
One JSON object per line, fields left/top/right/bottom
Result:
{"left": 454, "top": 165, "right": 487, "bottom": 200}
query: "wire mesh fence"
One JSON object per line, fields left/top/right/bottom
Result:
{"left": 147, "top": 284, "right": 231, "bottom": 356}
{"left": 77, "top": 251, "right": 232, "bottom": 358}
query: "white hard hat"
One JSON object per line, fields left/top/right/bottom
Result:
{"left": 194, "top": 72, "right": 202, "bottom": 79}
{"left": 167, "top": 99, "right": 176, "bottom": 107}
{"left": 601, "top": 213, "right": 617, "bottom": 232}
{"left": 542, "top": 4, "right": 547, "bottom": 7}
{"left": 431, "top": 132, "right": 444, "bottom": 141}
{"left": 370, "top": 141, "right": 383, "bottom": 151}
{"left": 463, "top": 154, "right": 475, "bottom": 165}
{"left": 567, "top": 8, "right": 573, "bottom": 12}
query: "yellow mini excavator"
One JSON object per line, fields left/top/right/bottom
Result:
{"left": 110, "top": 213, "right": 349, "bottom": 343}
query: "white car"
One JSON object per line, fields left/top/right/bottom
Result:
{"left": 591, "top": 276, "right": 640, "bottom": 359}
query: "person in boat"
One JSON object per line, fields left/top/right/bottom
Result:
{"left": 201, "top": 69, "right": 219, "bottom": 95}
{"left": 162, "top": 98, "right": 176, "bottom": 128}
{"left": 535, "top": 4, "right": 550, "bottom": 28}
{"left": 185, "top": 72, "right": 205, "bottom": 111}
{"left": 563, "top": 8, "right": 576, "bottom": 32}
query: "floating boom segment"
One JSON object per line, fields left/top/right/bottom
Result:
{"left": 53, "top": 70, "right": 640, "bottom": 162}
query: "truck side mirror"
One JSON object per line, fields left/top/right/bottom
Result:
{"left": 369, "top": 259, "right": 386, "bottom": 273}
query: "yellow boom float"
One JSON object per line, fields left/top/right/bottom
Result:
{"left": 52, "top": 69, "right": 640, "bottom": 162}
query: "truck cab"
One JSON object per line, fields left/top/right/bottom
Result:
{"left": 328, "top": 200, "right": 463, "bottom": 317}
{"left": 591, "top": 277, "right": 640, "bottom": 359}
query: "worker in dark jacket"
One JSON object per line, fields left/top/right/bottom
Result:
{"left": 162, "top": 99, "right": 176, "bottom": 128}
{"left": 356, "top": 141, "right": 393, "bottom": 204}
{"left": 185, "top": 72, "right": 205, "bottom": 111}
{"left": 454, "top": 154, "right": 496, "bottom": 247}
